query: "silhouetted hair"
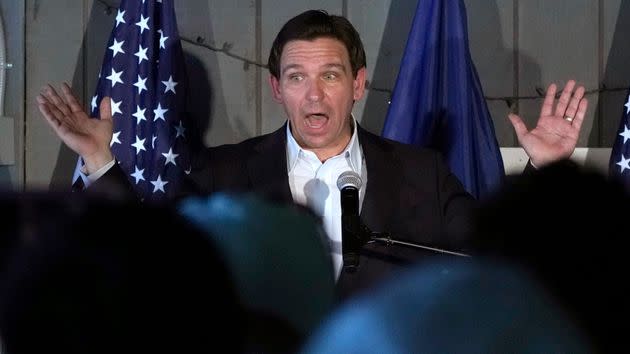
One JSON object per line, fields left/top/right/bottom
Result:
{"left": 471, "top": 159, "right": 630, "bottom": 353}
{"left": 267, "top": 9, "right": 366, "bottom": 79}
{"left": 0, "top": 192, "right": 243, "bottom": 354}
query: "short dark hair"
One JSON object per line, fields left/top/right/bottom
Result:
{"left": 267, "top": 9, "right": 366, "bottom": 79}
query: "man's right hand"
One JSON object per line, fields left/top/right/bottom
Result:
{"left": 37, "top": 83, "right": 114, "bottom": 174}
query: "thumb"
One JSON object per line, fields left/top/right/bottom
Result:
{"left": 100, "top": 96, "right": 112, "bottom": 121}
{"left": 508, "top": 113, "right": 527, "bottom": 139}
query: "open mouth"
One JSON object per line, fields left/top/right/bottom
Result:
{"left": 305, "top": 113, "right": 328, "bottom": 129}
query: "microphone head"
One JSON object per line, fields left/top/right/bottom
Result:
{"left": 337, "top": 171, "right": 362, "bottom": 191}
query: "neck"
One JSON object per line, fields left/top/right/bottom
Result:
{"left": 312, "top": 140, "right": 350, "bottom": 162}
{"left": 290, "top": 119, "right": 355, "bottom": 163}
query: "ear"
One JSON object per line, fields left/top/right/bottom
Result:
{"left": 353, "top": 67, "right": 367, "bottom": 101}
{"left": 268, "top": 75, "right": 283, "bottom": 103}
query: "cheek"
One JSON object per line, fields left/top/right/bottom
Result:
{"left": 281, "top": 90, "right": 302, "bottom": 106}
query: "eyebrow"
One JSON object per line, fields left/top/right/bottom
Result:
{"left": 281, "top": 63, "right": 347, "bottom": 76}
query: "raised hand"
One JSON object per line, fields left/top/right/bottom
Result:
{"left": 508, "top": 80, "right": 588, "bottom": 167}
{"left": 37, "top": 83, "right": 114, "bottom": 174}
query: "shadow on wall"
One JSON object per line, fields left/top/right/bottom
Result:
{"left": 465, "top": 0, "right": 537, "bottom": 148}
{"left": 177, "top": 0, "right": 243, "bottom": 147}
{"left": 590, "top": 1, "right": 630, "bottom": 149}
{"left": 183, "top": 51, "right": 212, "bottom": 151}
{"left": 360, "top": 0, "right": 417, "bottom": 135}
{"left": 49, "top": 1, "right": 110, "bottom": 191}
{"left": 0, "top": 167, "right": 10, "bottom": 188}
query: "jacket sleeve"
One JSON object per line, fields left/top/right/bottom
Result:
{"left": 433, "top": 154, "right": 477, "bottom": 251}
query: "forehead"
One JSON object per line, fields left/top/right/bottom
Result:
{"left": 280, "top": 37, "right": 350, "bottom": 68}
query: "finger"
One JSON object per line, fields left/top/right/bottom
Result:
{"left": 571, "top": 98, "right": 588, "bottom": 132}
{"left": 508, "top": 113, "right": 528, "bottom": 140}
{"left": 36, "top": 92, "right": 53, "bottom": 105}
{"left": 41, "top": 84, "right": 72, "bottom": 117}
{"left": 100, "top": 96, "right": 113, "bottom": 121}
{"left": 37, "top": 99, "right": 58, "bottom": 126}
{"left": 38, "top": 93, "right": 70, "bottom": 125}
{"left": 61, "top": 82, "right": 85, "bottom": 113}
{"left": 564, "top": 85, "right": 585, "bottom": 119}
{"left": 38, "top": 101, "right": 65, "bottom": 137}
{"left": 554, "top": 80, "right": 576, "bottom": 117}
{"left": 540, "top": 83, "right": 557, "bottom": 117}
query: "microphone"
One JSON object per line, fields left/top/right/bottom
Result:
{"left": 337, "top": 171, "right": 365, "bottom": 271}
{"left": 337, "top": 172, "right": 470, "bottom": 272}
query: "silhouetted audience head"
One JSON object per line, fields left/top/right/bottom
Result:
{"left": 0, "top": 191, "right": 243, "bottom": 354}
{"left": 178, "top": 192, "right": 336, "bottom": 353}
{"left": 300, "top": 259, "right": 593, "bottom": 353}
{"left": 471, "top": 159, "right": 630, "bottom": 353}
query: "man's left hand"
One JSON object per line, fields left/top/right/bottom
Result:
{"left": 508, "top": 79, "right": 588, "bottom": 167}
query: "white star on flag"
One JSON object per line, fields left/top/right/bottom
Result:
{"left": 110, "top": 131, "right": 122, "bottom": 147}
{"left": 619, "top": 125, "right": 630, "bottom": 145}
{"left": 110, "top": 99, "right": 123, "bottom": 117}
{"left": 151, "top": 175, "right": 168, "bottom": 193}
{"left": 175, "top": 120, "right": 186, "bottom": 138}
{"left": 115, "top": 10, "right": 126, "bottom": 27}
{"left": 131, "top": 166, "right": 145, "bottom": 184}
{"left": 132, "top": 136, "right": 147, "bottom": 155}
{"left": 132, "top": 105, "right": 147, "bottom": 124}
{"left": 135, "top": 14, "right": 150, "bottom": 34}
{"left": 617, "top": 154, "right": 630, "bottom": 174}
{"left": 135, "top": 44, "right": 148, "bottom": 64}
{"left": 162, "top": 75, "right": 178, "bottom": 94}
{"left": 158, "top": 29, "right": 168, "bottom": 49}
{"left": 133, "top": 75, "right": 147, "bottom": 94}
{"left": 162, "top": 148, "right": 179, "bottom": 166}
{"left": 91, "top": 95, "right": 98, "bottom": 113}
{"left": 154, "top": 103, "right": 168, "bottom": 121}
{"left": 106, "top": 68, "right": 124, "bottom": 88}
{"left": 109, "top": 38, "right": 125, "bottom": 58}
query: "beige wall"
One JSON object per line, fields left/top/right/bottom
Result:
{"left": 1, "top": 0, "right": 627, "bottom": 190}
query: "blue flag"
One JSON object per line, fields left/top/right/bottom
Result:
{"left": 381, "top": 0, "right": 504, "bottom": 199}
{"left": 73, "top": 0, "right": 191, "bottom": 201}
{"left": 609, "top": 92, "right": 630, "bottom": 190}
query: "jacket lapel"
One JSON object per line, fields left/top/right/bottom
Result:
{"left": 358, "top": 126, "right": 397, "bottom": 233}
{"left": 247, "top": 124, "right": 294, "bottom": 204}
{"left": 244, "top": 122, "right": 398, "bottom": 225}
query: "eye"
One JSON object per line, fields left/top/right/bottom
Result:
{"left": 323, "top": 72, "right": 338, "bottom": 81}
{"left": 288, "top": 73, "right": 304, "bottom": 82}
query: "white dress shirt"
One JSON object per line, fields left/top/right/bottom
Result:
{"left": 286, "top": 121, "right": 367, "bottom": 279}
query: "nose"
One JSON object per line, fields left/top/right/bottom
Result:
{"left": 306, "top": 80, "right": 324, "bottom": 102}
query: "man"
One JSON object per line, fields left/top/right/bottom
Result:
{"left": 37, "top": 10, "right": 588, "bottom": 298}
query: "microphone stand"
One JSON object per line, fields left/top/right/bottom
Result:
{"left": 368, "top": 231, "right": 471, "bottom": 258}
{"left": 342, "top": 221, "right": 471, "bottom": 272}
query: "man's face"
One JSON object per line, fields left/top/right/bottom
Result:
{"left": 269, "top": 37, "right": 366, "bottom": 160}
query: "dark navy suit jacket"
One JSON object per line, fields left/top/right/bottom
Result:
{"left": 100, "top": 123, "right": 476, "bottom": 299}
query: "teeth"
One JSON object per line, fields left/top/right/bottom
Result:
{"left": 306, "top": 115, "right": 326, "bottom": 128}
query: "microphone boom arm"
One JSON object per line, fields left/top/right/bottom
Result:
{"left": 368, "top": 231, "right": 471, "bottom": 258}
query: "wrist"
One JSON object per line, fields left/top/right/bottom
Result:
{"left": 84, "top": 150, "right": 114, "bottom": 174}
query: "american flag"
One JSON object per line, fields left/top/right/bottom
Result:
{"left": 73, "top": 0, "right": 191, "bottom": 201}
{"left": 609, "top": 92, "right": 630, "bottom": 190}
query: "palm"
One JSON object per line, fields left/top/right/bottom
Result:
{"left": 508, "top": 80, "right": 588, "bottom": 167}
{"left": 37, "top": 83, "right": 114, "bottom": 172}
{"left": 57, "top": 109, "right": 113, "bottom": 159}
